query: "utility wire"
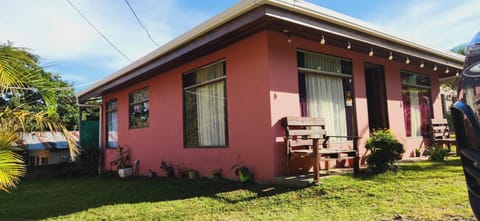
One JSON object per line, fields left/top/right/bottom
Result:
{"left": 124, "top": 0, "right": 159, "bottom": 47}
{"left": 65, "top": 0, "right": 132, "bottom": 62}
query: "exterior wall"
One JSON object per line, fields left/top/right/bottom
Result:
{"left": 102, "top": 31, "right": 275, "bottom": 182}
{"left": 101, "top": 29, "right": 445, "bottom": 181}
{"left": 266, "top": 31, "right": 444, "bottom": 176}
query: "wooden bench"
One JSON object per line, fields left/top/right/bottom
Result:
{"left": 431, "top": 118, "right": 456, "bottom": 151}
{"left": 283, "top": 116, "right": 359, "bottom": 182}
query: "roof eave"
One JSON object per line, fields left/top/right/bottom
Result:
{"left": 77, "top": 0, "right": 465, "bottom": 101}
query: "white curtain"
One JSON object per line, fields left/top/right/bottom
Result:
{"left": 305, "top": 74, "right": 347, "bottom": 140}
{"left": 108, "top": 111, "right": 118, "bottom": 147}
{"left": 196, "top": 63, "right": 226, "bottom": 146}
{"left": 409, "top": 89, "right": 421, "bottom": 136}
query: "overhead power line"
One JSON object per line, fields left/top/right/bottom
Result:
{"left": 65, "top": 0, "right": 132, "bottom": 62}
{"left": 124, "top": 0, "right": 159, "bottom": 47}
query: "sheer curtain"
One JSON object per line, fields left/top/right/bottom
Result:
{"left": 196, "top": 64, "right": 226, "bottom": 146}
{"left": 306, "top": 74, "right": 347, "bottom": 139}
{"left": 108, "top": 111, "right": 118, "bottom": 147}
{"left": 303, "top": 52, "right": 347, "bottom": 140}
{"left": 409, "top": 89, "right": 421, "bottom": 136}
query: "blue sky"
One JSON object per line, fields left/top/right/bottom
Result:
{"left": 1, "top": 0, "right": 479, "bottom": 92}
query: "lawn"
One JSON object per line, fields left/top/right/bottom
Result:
{"left": 0, "top": 158, "right": 475, "bottom": 220}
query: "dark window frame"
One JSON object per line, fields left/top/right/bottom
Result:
{"left": 401, "top": 71, "right": 433, "bottom": 137}
{"left": 129, "top": 87, "right": 149, "bottom": 129}
{"left": 106, "top": 99, "right": 118, "bottom": 148}
{"left": 182, "top": 60, "right": 228, "bottom": 148}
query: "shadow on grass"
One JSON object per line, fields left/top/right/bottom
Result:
{"left": 0, "top": 176, "right": 298, "bottom": 220}
{"left": 351, "top": 158, "right": 463, "bottom": 180}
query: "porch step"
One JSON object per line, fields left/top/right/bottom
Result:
{"left": 272, "top": 174, "right": 315, "bottom": 188}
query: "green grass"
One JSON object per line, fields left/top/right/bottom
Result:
{"left": 0, "top": 158, "right": 475, "bottom": 220}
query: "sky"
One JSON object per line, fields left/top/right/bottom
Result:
{"left": 1, "top": 0, "right": 479, "bottom": 92}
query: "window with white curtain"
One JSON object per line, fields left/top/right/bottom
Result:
{"left": 106, "top": 100, "right": 118, "bottom": 148}
{"left": 297, "top": 50, "right": 354, "bottom": 141}
{"left": 401, "top": 72, "right": 432, "bottom": 137}
{"left": 183, "top": 61, "right": 227, "bottom": 147}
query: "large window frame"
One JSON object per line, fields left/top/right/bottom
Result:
{"left": 297, "top": 50, "right": 354, "bottom": 141}
{"left": 183, "top": 60, "right": 228, "bottom": 148}
{"left": 106, "top": 99, "right": 118, "bottom": 148}
{"left": 129, "top": 88, "right": 149, "bottom": 129}
{"left": 401, "top": 71, "right": 433, "bottom": 137}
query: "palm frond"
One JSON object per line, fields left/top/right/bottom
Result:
{"left": 0, "top": 130, "right": 26, "bottom": 192}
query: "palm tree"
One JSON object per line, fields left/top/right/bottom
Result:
{"left": 0, "top": 43, "right": 79, "bottom": 192}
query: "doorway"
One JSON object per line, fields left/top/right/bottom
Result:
{"left": 364, "top": 63, "right": 389, "bottom": 132}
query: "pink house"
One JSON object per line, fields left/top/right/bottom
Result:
{"left": 77, "top": 0, "right": 464, "bottom": 182}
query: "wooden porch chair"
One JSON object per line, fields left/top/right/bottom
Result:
{"left": 282, "top": 116, "right": 359, "bottom": 178}
{"left": 431, "top": 118, "right": 456, "bottom": 151}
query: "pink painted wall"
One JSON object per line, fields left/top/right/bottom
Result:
{"left": 265, "top": 31, "right": 444, "bottom": 176}
{"left": 101, "top": 29, "right": 445, "bottom": 182}
{"left": 102, "top": 31, "right": 275, "bottom": 182}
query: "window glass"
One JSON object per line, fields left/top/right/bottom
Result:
{"left": 297, "top": 51, "right": 353, "bottom": 141}
{"left": 401, "top": 72, "right": 432, "bottom": 137}
{"left": 183, "top": 62, "right": 227, "bottom": 147}
{"left": 107, "top": 100, "right": 118, "bottom": 147}
{"left": 129, "top": 88, "right": 149, "bottom": 129}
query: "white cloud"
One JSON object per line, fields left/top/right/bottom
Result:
{"left": 370, "top": 0, "right": 480, "bottom": 50}
{"left": 0, "top": 0, "right": 210, "bottom": 73}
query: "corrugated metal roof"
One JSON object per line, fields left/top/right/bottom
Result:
{"left": 19, "top": 132, "right": 79, "bottom": 151}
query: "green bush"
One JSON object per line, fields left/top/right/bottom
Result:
{"left": 427, "top": 144, "right": 449, "bottom": 161}
{"left": 365, "top": 129, "right": 404, "bottom": 173}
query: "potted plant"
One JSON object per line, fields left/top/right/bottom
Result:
{"left": 230, "top": 163, "right": 253, "bottom": 183}
{"left": 110, "top": 145, "right": 133, "bottom": 178}
{"left": 211, "top": 168, "right": 222, "bottom": 181}
{"left": 415, "top": 148, "right": 422, "bottom": 157}
{"left": 160, "top": 161, "right": 175, "bottom": 177}
{"left": 187, "top": 169, "right": 198, "bottom": 180}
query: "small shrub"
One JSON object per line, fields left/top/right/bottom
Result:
{"left": 160, "top": 161, "right": 175, "bottom": 177}
{"left": 365, "top": 129, "right": 404, "bottom": 173}
{"left": 427, "top": 144, "right": 449, "bottom": 161}
{"left": 230, "top": 162, "right": 253, "bottom": 183}
{"left": 110, "top": 145, "right": 131, "bottom": 170}
{"left": 211, "top": 168, "right": 223, "bottom": 181}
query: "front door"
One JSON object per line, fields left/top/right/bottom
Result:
{"left": 364, "top": 63, "right": 389, "bottom": 132}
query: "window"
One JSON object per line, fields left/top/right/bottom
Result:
{"left": 297, "top": 50, "right": 353, "bottom": 141}
{"left": 106, "top": 100, "right": 118, "bottom": 147}
{"left": 40, "top": 157, "right": 48, "bottom": 165}
{"left": 183, "top": 61, "right": 227, "bottom": 147}
{"left": 401, "top": 72, "right": 432, "bottom": 137}
{"left": 129, "top": 88, "right": 149, "bottom": 129}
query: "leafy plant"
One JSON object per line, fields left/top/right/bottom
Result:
{"left": 230, "top": 160, "right": 253, "bottom": 183}
{"left": 110, "top": 145, "right": 131, "bottom": 169}
{"left": 160, "top": 161, "right": 175, "bottom": 177}
{"left": 365, "top": 129, "right": 404, "bottom": 173}
{"left": 415, "top": 148, "right": 422, "bottom": 157}
{"left": 427, "top": 144, "right": 450, "bottom": 161}
{"left": 211, "top": 168, "right": 222, "bottom": 181}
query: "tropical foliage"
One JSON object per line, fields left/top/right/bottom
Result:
{"left": 0, "top": 42, "right": 80, "bottom": 191}
{"left": 365, "top": 129, "right": 404, "bottom": 173}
